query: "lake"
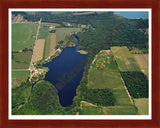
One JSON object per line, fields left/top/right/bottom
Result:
{"left": 114, "top": 11, "right": 149, "bottom": 19}
{"left": 43, "top": 36, "right": 88, "bottom": 107}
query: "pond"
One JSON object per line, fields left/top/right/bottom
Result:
{"left": 43, "top": 35, "right": 89, "bottom": 107}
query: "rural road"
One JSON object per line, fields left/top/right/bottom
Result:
{"left": 29, "top": 18, "right": 42, "bottom": 70}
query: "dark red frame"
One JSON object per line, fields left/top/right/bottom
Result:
{"left": 0, "top": 0, "right": 160, "bottom": 128}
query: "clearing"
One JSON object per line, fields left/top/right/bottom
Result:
{"left": 12, "top": 23, "right": 38, "bottom": 52}
{"left": 32, "top": 39, "right": 45, "bottom": 62}
{"left": 56, "top": 28, "right": 81, "bottom": 43}
{"left": 111, "top": 46, "right": 140, "bottom": 71}
{"left": 12, "top": 14, "right": 24, "bottom": 24}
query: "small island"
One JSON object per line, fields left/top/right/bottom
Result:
{"left": 77, "top": 50, "right": 88, "bottom": 54}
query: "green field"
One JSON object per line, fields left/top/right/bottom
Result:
{"left": 80, "top": 106, "right": 104, "bottom": 115}
{"left": 88, "top": 50, "right": 132, "bottom": 106}
{"left": 103, "top": 105, "right": 138, "bottom": 115}
{"left": 12, "top": 51, "right": 32, "bottom": 69}
{"left": 43, "top": 34, "right": 51, "bottom": 59}
{"left": 56, "top": 28, "right": 81, "bottom": 43}
{"left": 43, "top": 33, "right": 56, "bottom": 59}
{"left": 12, "top": 71, "right": 29, "bottom": 78}
{"left": 12, "top": 23, "right": 38, "bottom": 52}
{"left": 38, "top": 26, "right": 49, "bottom": 39}
{"left": 12, "top": 71, "right": 30, "bottom": 88}
{"left": 111, "top": 46, "right": 140, "bottom": 71}
{"left": 134, "top": 98, "right": 149, "bottom": 115}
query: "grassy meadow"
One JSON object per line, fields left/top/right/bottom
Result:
{"left": 12, "top": 23, "right": 38, "bottom": 52}
{"left": 80, "top": 106, "right": 104, "bottom": 115}
{"left": 12, "top": 71, "right": 29, "bottom": 78}
{"left": 56, "top": 28, "right": 81, "bottom": 43}
{"left": 103, "top": 105, "right": 138, "bottom": 115}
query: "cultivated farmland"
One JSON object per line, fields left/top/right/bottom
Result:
{"left": 134, "top": 54, "right": 149, "bottom": 76}
{"left": 103, "top": 105, "right": 138, "bottom": 115}
{"left": 111, "top": 46, "right": 140, "bottom": 71}
{"left": 134, "top": 98, "right": 149, "bottom": 115}
{"left": 88, "top": 50, "right": 133, "bottom": 106}
{"left": 12, "top": 23, "right": 38, "bottom": 52}
{"left": 32, "top": 39, "right": 45, "bottom": 62}
{"left": 12, "top": 51, "right": 32, "bottom": 69}
{"left": 38, "top": 26, "right": 49, "bottom": 39}
{"left": 43, "top": 33, "right": 56, "bottom": 59}
{"left": 83, "top": 50, "right": 138, "bottom": 115}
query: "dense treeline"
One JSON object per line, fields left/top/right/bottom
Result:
{"left": 84, "top": 89, "right": 116, "bottom": 106}
{"left": 76, "top": 14, "right": 148, "bottom": 55}
{"left": 120, "top": 71, "right": 148, "bottom": 98}
{"left": 75, "top": 74, "right": 116, "bottom": 106}
{"left": 136, "top": 19, "right": 148, "bottom": 29}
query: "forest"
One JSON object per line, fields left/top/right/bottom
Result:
{"left": 120, "top": 71, "right": 148, "bottom": 98}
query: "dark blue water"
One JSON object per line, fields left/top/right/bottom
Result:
{"left": 43, "top": 35, "right": 88, "bottom": 107}
{"left": 114, "top": 11, "right": 149, "bottom": 19}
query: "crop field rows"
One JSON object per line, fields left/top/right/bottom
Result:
{"left": 32, "top": 39, "right": 45, "bottom": 62}
{"left": 111, "top": 46, "right": 140, "bottom": 72}
{"left": 111, "top": 46, "right": 149, "bottom": 115}
{"left": 134, "top": 54, "right": 149, "bottom": 77}
{"left": 43, "top": 33, "right": 56, "bottom": 59}
{"left": 12, "top": 51, "right": 32, "bottom": 69}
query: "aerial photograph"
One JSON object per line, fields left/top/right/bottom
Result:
{"left": 11, "top": 10, "right": 150, "bottom": 116}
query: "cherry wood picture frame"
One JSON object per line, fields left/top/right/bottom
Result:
{"left": 0, "top": 0, "right": 160, "bottom": 128}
